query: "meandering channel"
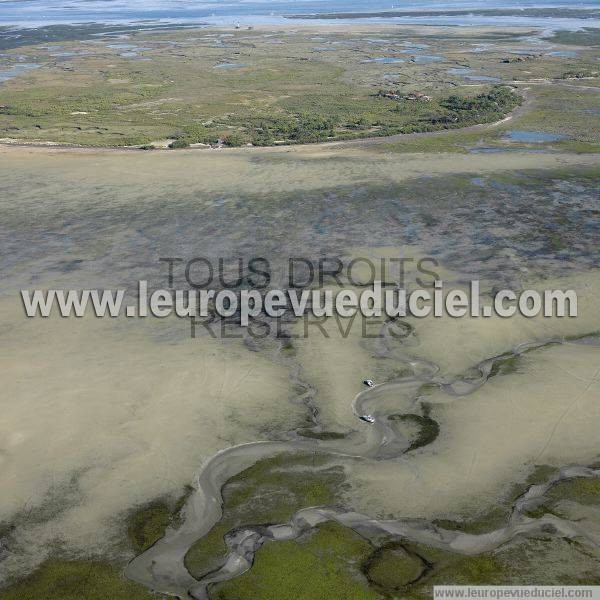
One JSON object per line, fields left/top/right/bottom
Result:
{"left": 124, "top": 325, "right": 599, "bottom": 599}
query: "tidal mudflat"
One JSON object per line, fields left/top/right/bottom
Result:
{"left": 0, "top": 15, "right": 600, "bottom": 600}
{"left": 1, "top": 139, "right": 599, "bottom": 598}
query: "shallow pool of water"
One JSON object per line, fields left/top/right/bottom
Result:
{"left": 0, "top": 63, "right": 40, "bottom": 83}
{"left": 49, "top": 51, "right": 80, "bottom": 57}
{"left": 363, "top": 56, "right": 405, "bottom": 64}
{"left": 468, "top": 146, "right": 552, "bottom": 154}
{"left": 471, "top": 45, "right": 492, "bottom": 53}
{"left": 412, "top": 55, "right": 444, "bottom": 63}
{"left": 214, "top": 62, "right": 245, "bottom": 69}
{"left": 106, "top": 43, "right": 139, "bottom": 50}
{"left": 503, "top": 130, "right": 568, "bottom": 143}
{"left": 447, "top": 67, "right": 472, "bottom": 75}
{"left": 466, "top": 74, "right": 501, "bottom": 82}
{"left": 548, "top": 50, "right": 578, "bottom": 57}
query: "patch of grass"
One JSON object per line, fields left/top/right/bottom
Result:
{"left": 549, "top": 28, "right": 600, "bottom": 47}
{"left": 184, "top": 451, "right": 347, "bottom": 579}
{"left": 547, "top": 231, "right": 567, "bottom": 251}
{"left": 362, "top": 541, "right": 512, "bottom": 600}
{"left": 561, "top": 68, "right": 599, "bottom": 80}
{"left": 297, "top": 429, "right": 347, "bottom": 440}
{"left": 431, "top": 554, "right": 505, "bottom": 585}
{"left": 199, "top": 468, "right": 599, "bottom": 598}
{"left": 554, "top": 140, "right": 600, "bottom": 154}
{"left": 402, "top": 534, "right": 600, "bottom": 597}
{"left": 378, "top": 129, "right": 497, "bottom": 154}
{"left": 432, "top": 465, "right": 558, "bottom": 535}
{"left": 490, "top": 353, "right": 521, "bottom": 377}
{"left": 0, "top": 561, "right": 159, "bottom": 600}
{"left": 0, "top": 26, "right": 526, "bottom": 147}
{"left": 382, "top": 80, "right": 600, "bottom": 154}
{"left": 364, "top": 543, "right": 425, "bottom": 590}
{"left": 128, "top": 501, "right": 173, "bottom": 553}
{"left": 127, "top": 486, "right": 192, "bottom": 553}
{"left": 388, "top": 414, "right": 439, "bottom": 451}
{"left": 401, "top": 543, "right": 511, "bottom": 597}
{"left": 168, "top": 139, "right": 190, "bottom": 149}
{"left": 0, "top": 22, "right": 193, "bottom": 51}
{"left": 504, "top": 84, "right": 600, "bottom": 144}
{"left": 211, "top": 522, "right": 379, "bottom": 600}
{"left": 546, "top": 476, "right": 600, "bottom": 506}
{"left": 222, "top": 133, "right": 246, "bottom": 147}
{"left": 522, "top": 504, "right": 558, "bottom": 519}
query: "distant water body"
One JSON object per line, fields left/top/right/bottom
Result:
{"left": 0, "top": 0, "right": 599, "bottom": 29}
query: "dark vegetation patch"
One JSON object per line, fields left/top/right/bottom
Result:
{"left": 0, "top": 561, "right": 160, "bottom": 600}
{"left": 549, "top": 28, "right": 600, "bottom": 47}
{"left": 127, "top": 486, "right": 193, "bottom": 553}
{"left": 432, "top": 465, "right": 557, "bottom": 535}
{"left": 0, "top": 23, "right": 205, "bottom": 51}
{"left": 184, "top": 451, "right": 348, "bottom": 579}
{"left": 363, "top": 543, "right": 427, "bottom": 591}
{"left": 219, "top": 85, "right": 522, "bottom": 147}
{"left": 388, "top": 414, "right": 440, "bottom": 451}
{"left": 489, "top": 353, "right": 521, "bottom": 377}
{"left": 289, "top": 8, "right": 600, "bottom": 21}
{"left": 297, "top": 429, "right": 347, "bottom": 440}
{"left": 212, "top": 522, "right": 378, "bottom": 600}
{"left": 523, "top": 476, "right": 600, "bottom": 519}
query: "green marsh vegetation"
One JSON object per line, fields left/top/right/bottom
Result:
{"left": 0, "top": 486, "right": 194, "bottom": 599}
{"left": 0, "top": 561, "right": 161, "bottom": 600}
{"left": 549, "top": 28, "right": 600, "bottom": 47}
{"left": 387, "top": 413, "right": 440, "bottom": 451}
{"left": 3, "top": 451, "right": 599, "bottom": 599}
{"left": 184, "top": 451, "right": 348, "bottom": 579}
{"left": 127, "top": 486, "right": 193, "bottom": 553}
{"left": 2, "top": 23, "right": 597, "bottom": 149}
{"left": 523, "top": 475, "right": 600, "bottom": 519}
{"left": 379, "top": 82, "right": 600, "bottom": 154}
{"left": 209, "top": 464, "right": 600, "bottom": 599}
{"left": 212, "top": 522, "right": 379, "bottom": 600}
{"left": 1, "top": 22, "right": 599, "bottom": 600}
{"left": 0, "top": 26, "right": 567, "bottom": 147}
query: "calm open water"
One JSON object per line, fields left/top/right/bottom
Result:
{"left": 0, "top": 0, "right": 599, "bottom": 28}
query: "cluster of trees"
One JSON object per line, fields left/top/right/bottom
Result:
{"left": 163, "top": 86, "right": 520, "bottom": 149}
{"left": 246, "top": 114, "right": 338, "bottom": 145}
{"left": 441, "top": 85, "right": 520, "bottom": 116}
{"left": 561, "top": 69, "right": 597, "bottom": 79}
{"left": 168, "top": 114, "right": 339, "bottom": 147}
